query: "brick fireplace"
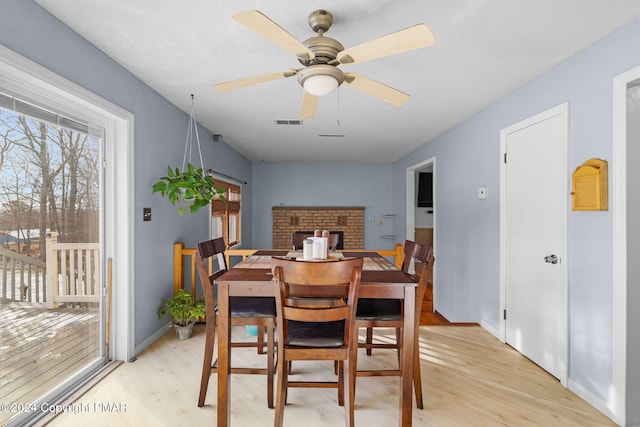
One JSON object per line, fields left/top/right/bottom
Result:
{"left": 272, "top": 207, "right": 365, "bottom": 249}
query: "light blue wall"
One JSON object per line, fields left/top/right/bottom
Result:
{"left": 5, "top": 0, "right": 639, "bottom": 421}
{"left": 251, "top": 162, "right": 393, "bottom": 249}
{"left": 0, "top": 0, "right": 252, "bottom": 349}
{"left": 393, "top": 16, "right": 640, "bottom": 414}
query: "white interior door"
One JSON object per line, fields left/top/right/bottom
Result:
{"left": 501, "top": 104, "right": 568, "bottom": 381}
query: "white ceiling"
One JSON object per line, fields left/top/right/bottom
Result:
{"left": 34, "top": 0, "right": 640, "bottom": 163}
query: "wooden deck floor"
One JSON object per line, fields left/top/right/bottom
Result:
{"left": 0, "top": 302, "right": 100, "bottom": 425}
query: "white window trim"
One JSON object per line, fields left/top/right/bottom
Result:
{"left": 0, "top": 44, "right": 135, "bottom": 362}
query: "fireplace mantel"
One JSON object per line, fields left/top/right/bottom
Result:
{"left": 272, "top": 206, "right": 365, "bottom": 249}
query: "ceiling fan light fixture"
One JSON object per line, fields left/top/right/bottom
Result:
{"left": 303, "top": 74, "right": 339, "bottom": 96}
{"left": 297, "top": 64, "right": 344, "bottom": 97}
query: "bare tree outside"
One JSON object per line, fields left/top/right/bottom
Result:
{"left": 0, "top": 109, "right": 99, "bottom": 259}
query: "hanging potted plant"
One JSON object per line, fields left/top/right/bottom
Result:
{"left": 152, "top": 163, "right": 225, "bottom": 216}
{"left": 157, "top": 289, "right": 206, "bottom": 340}
{"left": 152, "top": 94, "right": 225, "bottom": 216}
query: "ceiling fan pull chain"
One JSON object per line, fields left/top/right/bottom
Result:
{"left": 336, "top": 89, "right": 341, "bottom": 127}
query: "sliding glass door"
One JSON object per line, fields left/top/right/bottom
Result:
{"left": 0, "top": 92, "right": 105, "bottom": 425}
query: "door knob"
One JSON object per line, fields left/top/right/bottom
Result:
{"left": 544, "top": 255, "right": 559, "bottom": 264}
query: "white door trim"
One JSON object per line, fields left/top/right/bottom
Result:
{"left": 610, "top": 65, "right": 640, "bottom": 426}
{"left": 499, "top": 102, "right": 569, "bottom": 386}
{"left": 0, "top": 44, "right": 136, "bottom": 362}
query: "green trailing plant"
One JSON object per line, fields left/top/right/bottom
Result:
{"left": 152, "top": 163, "right": 226, "bottom": 216}
{"left": 157, "top": 289, "right": 206, "bottom": 327}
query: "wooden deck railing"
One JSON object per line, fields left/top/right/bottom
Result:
{"left": 173, "top": 242, "right": 404, "bottom": 298}
{"left": 0, "top": 246, "right": 46, "bottom": 303}
{"left": 0, "top": 233, "right": 100, "bottom": 308}
{"left": 45, "top": 233, "right": 100, "bottom": 309}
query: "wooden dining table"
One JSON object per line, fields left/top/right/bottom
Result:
{"left": 214, "top": 250, "right": 419, "bottom": 427}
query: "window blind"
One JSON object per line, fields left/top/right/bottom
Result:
{"left": 0, "top": 90, "right": 89, "bottom": 134}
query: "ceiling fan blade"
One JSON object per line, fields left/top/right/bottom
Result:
{"left": 343, "top": 73, "right": 410, "bottom": 106}
{"left": 299, "top": 92, "right": 320, "bottom": 120}
{"left": 233, "top": 10, "right": 315, "bottom": 61}
{"left": 214, "top": 69, "right": 298, "bottom": 93}
{"left": 337, "top": 24, "right": 435, "bottom": 65}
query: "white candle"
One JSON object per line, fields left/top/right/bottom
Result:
{"left": 303, "top": 239, "right": 314, "bottom": 260}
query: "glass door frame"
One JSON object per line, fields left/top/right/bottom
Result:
{"left": 0, "top": 45, "right": 135, "bottom": 426}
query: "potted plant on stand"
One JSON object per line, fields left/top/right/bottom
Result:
{"left": 157, "top": 289, "right": 206, "bottom": 340}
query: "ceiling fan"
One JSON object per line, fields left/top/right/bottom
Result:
{"left": 214, "top": 9, "right": 435, "bottom": 119}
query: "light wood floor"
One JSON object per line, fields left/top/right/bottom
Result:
{"left": 46, "top": 324, "right": 616, "bottom": 427}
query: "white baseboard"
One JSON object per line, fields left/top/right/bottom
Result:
{"left": 480, "top": 320, "right": 501, "bottom": 340}
{"left": 133, "top": 324, "right": 171, "bottom": 361}
{"left": 567, "top": 379, "right": 619, "bottom": 425}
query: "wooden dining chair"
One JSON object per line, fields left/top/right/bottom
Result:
{"left": 354, "top": 240, "right": 434, "bottom": 409}
{"left": 195, "top": 238, "right": 276, "bottom": 408}
{"left": 291, "top": 232, "right": 339, "bottom": 251}
{"left": 400, "top": 239, "right": 431, "bottom": 274}
{"left": 362, "top": 239, "right": 432, "bottom": 355}
{"left": 271, "top": 257, "right": 363, "bottom": 427}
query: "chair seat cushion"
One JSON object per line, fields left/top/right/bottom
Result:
{"left": 356, "top": 298, "right": 401, "bottom": 320}
{"left": 286, "top": 320, "right": 345, "bottom": 347}
{"left": 229, "top": 297, "right": 276, "bottom": 318}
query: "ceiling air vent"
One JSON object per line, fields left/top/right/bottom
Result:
{"left": 274, "top": 120, "right": 303, "bottom": 125}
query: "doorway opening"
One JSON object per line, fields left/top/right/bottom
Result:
{"left": 406, "top": 157, "right": 443, "bottom": 324}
